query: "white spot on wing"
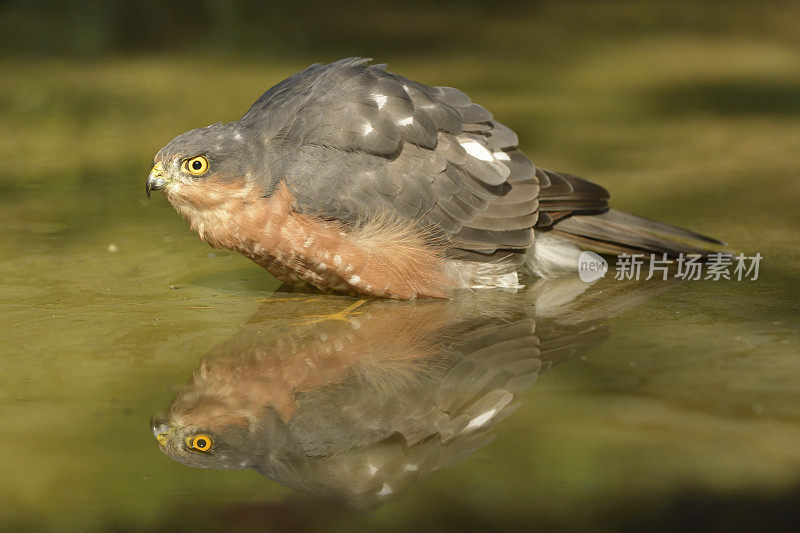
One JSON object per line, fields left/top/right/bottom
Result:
{"left": 397, "top": 116, "right": 414, "bottom": 126}
{"left": 493, "top": 150, "right": 511, "bottom": 161}
{"left": 460, "top": 139, "right": 494, "bottom": 162}
{"left": 378, "top": 483, "right": 392, "bottom": 496}
{"left": 465, "top": 409, "right": 497, "bottom": 430}
{"left": 373, "top": 94, "right": 388, "bottom": 108}
{"left": 361, "top": 123, "right": 375, "bottom": 135}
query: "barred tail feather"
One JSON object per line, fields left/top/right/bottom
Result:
{"left": 526, "top": 209, "right": 727, "bottom": 277}
{"left": 548, "top": 209, "right": 726, "bottom": 257}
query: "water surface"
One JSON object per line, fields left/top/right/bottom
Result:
{"left": 2, "top": 37, "right": 800, "bottom": 531}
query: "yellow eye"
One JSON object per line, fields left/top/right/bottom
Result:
{"left": 186, "top": 434, "right": 213, "bottom": 452}
{"left": 183, "top": 156, "right": 209, "bottom": 175}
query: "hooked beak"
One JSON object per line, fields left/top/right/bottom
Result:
{"left": 146, "top": 162, "right": 167, "bottom": 198}
{"left": 151, "top": 415, "right": 171, "bottom": 446}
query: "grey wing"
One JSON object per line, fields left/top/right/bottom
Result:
{"left": 272, "top": 314, "right": 607, "bottom": 507}
{"left": 240, "top": 58, "right": 543, "bottom": 263}
{"left": 272, "top": 317, "right": 545, "bottom": 505}
{"left": 288, "top": 316, "right": 549, "bottom": 455}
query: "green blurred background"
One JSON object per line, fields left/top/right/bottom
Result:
{"left": 1, "top": 1, "right": 800, "bottom": 531}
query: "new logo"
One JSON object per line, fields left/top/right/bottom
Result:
{"left": 578, "top": 251, "right": 608, "bottom": 282}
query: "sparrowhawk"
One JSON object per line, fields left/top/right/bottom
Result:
{"left": 146, "top": 58, "right": 723, "bottom": 299}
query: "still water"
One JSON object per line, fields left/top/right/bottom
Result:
{"left": 1, "top": 177, "right": 798, "bottom": 531}
{"left": 2, "top": 48, "right": 800, "bottom": 530}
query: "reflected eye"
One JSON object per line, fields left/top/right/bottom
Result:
{"left": 186, "top": 434, "right": 213, "bottom": 452}
{"left": 182, "top": 156, "right": 209, "bottom": 175}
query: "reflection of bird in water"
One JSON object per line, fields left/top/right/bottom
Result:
{"left": 152, "top": 279, "right": 674, "bottom": 508}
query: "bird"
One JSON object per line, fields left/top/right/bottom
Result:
{"left": 150, "top": 279, "right": 675, "bottom": 507}
{"left": 150, "top": 284, "right": 607, "bottom": 506}
{"left": 146, "top": 58, "right": 724, "bottom": 299}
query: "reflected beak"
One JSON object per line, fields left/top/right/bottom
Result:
{"left": 146, "top": 162, "right": 167, "bottom": 198}
{"left": 151, "top": 415, "right": 170, "bottom": 446}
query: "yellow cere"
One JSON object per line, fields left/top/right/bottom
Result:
{"left": 148, "top": 161, "right": 166, "bottom": 181}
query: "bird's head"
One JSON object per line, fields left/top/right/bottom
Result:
{"left": 146, "top": 122, "right": 262, "bottom": 200}
{"left": 150, "top": 404, "right": 259, "bottom": 471}
{"left": 150, "top": 415, "right": 230, "bottom": 470}
{"left": 150, "top": 356, "right": 300, "bottom": 472}
{"left": 150, "top": 396, "right": 268, "bottom": 471}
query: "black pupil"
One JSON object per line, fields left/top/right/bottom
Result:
{"left": 196, "top": 438, "right": 206, "bottom": 448}
{"left": 192, "top": 160, "right": 202, "bottom": 171}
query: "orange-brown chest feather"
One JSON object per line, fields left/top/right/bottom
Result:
{"left": 165, "top": 179, "right": 453, "bottom": 299}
